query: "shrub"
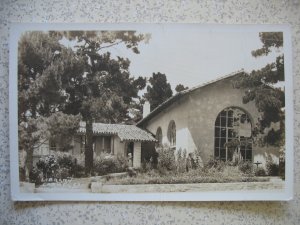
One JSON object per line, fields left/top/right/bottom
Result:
{"left": 266, "top": 155, "right": 279, "bottom": 176}
{"left": 157, "top": 146, "right": 176, "bottom": 171}
{"left": 255, "top": 167, "right": 266, "bottom": 176}
{"left": 204, "top": 157, "right": 226, "bottom": 172}
{"left": 141, "top": 161, "right": 153, "bottom": 173}
{"left": 238, "top": 161, "right": 253, "bottom": 175}
{"left": 56, "top": 155, "right": 77, "bottom": 178}
{"left": 29, "top": 167, "right": 42, "bottom": 185}
{"left": 58, "top": 154, "right": 88, "bottom": 178}
{"left": 231, "top": 151, "right": 243, "bottom": 166}
{"left": 176, "top": 148, "right": 186, "bottom": 173}
{"left": 71, "top": 163, "right": 86, "bottom": 178}
{"left": 93, "top": 154, "right": 128, "bottom": 176}
{"left": 266, "top": 163, "right": 279, "bottom": 176}
{"left": 57, "top": 155, "right": 74, "bottom": 170}
{"left": 36, "top": 155, "right": 59, "bottom": 180}
{"left": 56, "top": 167, "right": 70, "bottom": 181}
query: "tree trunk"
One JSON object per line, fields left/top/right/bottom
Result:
{"left": 85, "top": 120, "right": 94, "bottom": 175}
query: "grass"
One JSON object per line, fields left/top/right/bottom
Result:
{"left": 104, "top": 166, "right": 270, "bottom": 185}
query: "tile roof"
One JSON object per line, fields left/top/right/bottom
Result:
{"left": 78, "top": 122, "right": 157, "bottom": 142}
{"left": 137, "top": 70, "right": 246, "bottom": 126}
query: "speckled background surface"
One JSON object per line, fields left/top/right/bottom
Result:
{"left": 0, "top": 0, "right": 300, "bottom": 224}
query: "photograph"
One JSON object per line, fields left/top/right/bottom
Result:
{"left": 9, "top": 24, "right": 293, "bottom": 201}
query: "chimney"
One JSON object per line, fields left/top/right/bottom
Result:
{"left": 143, "top": 101, "right": 151, "bottom": 118}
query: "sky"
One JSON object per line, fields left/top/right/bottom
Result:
{"left": 107, "top": 26, "right": 281, "bottom": 92}
{"left": 62, "top": 25, "right": 282, "bottom": 92}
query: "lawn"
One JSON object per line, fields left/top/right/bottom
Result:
{"left": 104, "top": 166, "right": 270, "bottom": 185}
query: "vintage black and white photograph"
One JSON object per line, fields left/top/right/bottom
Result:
{"left": 9, "top": 24, "right": 293, "bottom": 201}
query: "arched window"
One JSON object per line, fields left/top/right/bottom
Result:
{"left": 167, "top": 120, "right": 176, "bottom": 148}
{"left": 214, "top": 107, "right": 252, "bottom": 161}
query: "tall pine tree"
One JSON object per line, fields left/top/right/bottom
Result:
{"left": 144, "top": 72, "right": 173, "bottom": 111}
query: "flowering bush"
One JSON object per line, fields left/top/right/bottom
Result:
{"left": 34, "top": 154, "right": 86, "bottom": 184}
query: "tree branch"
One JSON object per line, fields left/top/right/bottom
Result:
{"left": 98, "top": 40, "right": 124, "bottom": 51}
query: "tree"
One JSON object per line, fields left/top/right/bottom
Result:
{"left": 233, "top": 32, "right": 284, "bottom": 147}
{"left": 53, "top": 31, "right": 148, "bottom": 175}
{"left": 18, "top": 32, "right": 83, "bottom": 179}
{"left": 175, "top": 84, "right": 188, "bottom": 93}
{"left": 144, "top": 72, "right": 173, "bottom": 110}
{"left": 46, "top": 112, "right": 82, "bottom": 151}
{"left": 18, "top": 30, "right": 149, "bottom": 176}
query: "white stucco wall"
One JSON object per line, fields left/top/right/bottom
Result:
{"left": 113, "top": 136, "right": 125, "bottom": 156}
{"left": 133, "top": 142, "right": 142, "bottom": 168}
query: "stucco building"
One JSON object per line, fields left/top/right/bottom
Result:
{"left": 32, "top": 122, "right": 156, "bottom": 168}
{"left": 138, "top": 70, "right": 281, "bottom": 168}
{"left": 76, "top": 122, "right": 156, "bottom": 167}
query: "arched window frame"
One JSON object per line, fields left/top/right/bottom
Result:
{"left": 156, "top": 127, "right": 163, "bottom": 148}
{"left": 214, "top": 107, "right": 252, "bottom": 162}
{"left": 167, "top": 120, "right": 176, "bottom": 149}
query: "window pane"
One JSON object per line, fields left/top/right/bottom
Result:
{"left": 220, "top": 138, "right": 226, "bottom": 148}
{"left": 240, "top": 142, "right": 245, "bottom": 150}
{"left": 215, "top": 127, "right": 220, "bottom": 137}
{"left": 215, "top": 138, "right": 220, "bottom": 148}
{"left": 240, "top": 150, "right": 246, "bottom": 160}
{"left": 228, "top": 128, "right": 235, "bottom": 138}
{"left": 215, "top": 116, "right": 221, "bottom": 126}
{"left": 246, "top": 150, "right": 252, "bottom": 160}
{"left": 220, "top": 110, "right": 227, "bottom": 117}
{"left": 221, "top": 117, "right": 226, "bottom": 127}
{"left": 220, "top": 148, "right": 226, "bottom": 159}
{"left": 168, "top": 121, "right": 176, "bottom": 146}
{"left": 215, "top": 147, "right": 220, "bottom": 158}
{"left": 228, "top": 110, "right": 233, "bottom": 118}
{"left": 240, "top": 114, "right": 247, "bottom": 123}
{"left": 104, "top": 136, "right": 111, "bottom": 153}
{"left": 227, "top": 118, "right": 233, "bottom": 127}
{"left": 245, "top": 139, "right": 252, "bottom": 149}
{"left": 221, "top": 127, "right": 226, "bottom": 137}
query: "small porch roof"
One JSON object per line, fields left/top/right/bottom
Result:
{"left": 78, "top": 122, "right": 157, "bottom": 142}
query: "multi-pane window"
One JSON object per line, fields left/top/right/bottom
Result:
{"left": 156, "top": 127, "right": 163, "bottom": 148}
{"left": 214, "top": 108, "right": 252, "bottom": 161}
{"left": 167, "top": 120, "right": 176, "bottom": 148}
